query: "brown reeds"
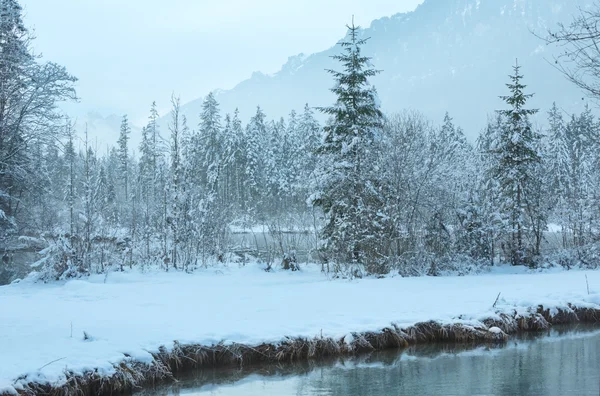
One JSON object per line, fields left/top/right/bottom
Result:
{"left": 5, "top": 304, "right": 600, "bottom": 396}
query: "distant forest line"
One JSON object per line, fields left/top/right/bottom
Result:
{"left": 1, "top": 0, "right": 600, "bottom": 282}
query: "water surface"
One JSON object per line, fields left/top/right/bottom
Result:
{"left": 140, "top": 326, "right": 600, "bottom": 396}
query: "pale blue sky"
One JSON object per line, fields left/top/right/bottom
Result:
{"left": 21, "top": 0, "right": 423, "bottom": 125}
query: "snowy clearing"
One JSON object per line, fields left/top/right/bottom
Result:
{"left": 1, "top": 265, "right": 600, "bottom": 393}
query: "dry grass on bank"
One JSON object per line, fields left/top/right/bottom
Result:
{"left": 7, "top": 305, "right": 599, "bottom": 396}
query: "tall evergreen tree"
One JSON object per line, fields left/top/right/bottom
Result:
{"left": 138, "top": 125, "right": 154, "bottom": 256}
{"left": 81, "top": 126, "right": 95, "bottom": 270}
{"left": 492, "top": 61, "right": 541, "bottom": 265}
{"left": 297, "top": 104, "right": 321, "bottom": 201}
{"left": 546, "top": 103, "right": 569, "bottom": 247}
{"left": 298, "top": 104, "right": 321, "bottom": 155}
{"left": 117, "top": 115, "right": 131, "bottom": 201}
{"left": 245, "top": 106, "right": 268, "bottom": 216}
{"left": 147, "top": 101, "right": 161, "bottom": 174}
{"left": 197, "top": 92, "right": 223, "bottom": 192}
{"left": 229, "top": 109, "right": 246, "bottom": 211}
{"left": 563, "top": 107, "right": 595, "bottom": 247}
{"left": 63, "top": 121, "right": 77, "bottom": 238}
{"left": 220, "top": 114, "right": 235, "bottom": 205}
{"left": 312, "top": 21, "right": 390, "bottom": 273}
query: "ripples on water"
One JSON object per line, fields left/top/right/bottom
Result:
{"left": 139, "top": 325, "right": 600, "bottom": 396}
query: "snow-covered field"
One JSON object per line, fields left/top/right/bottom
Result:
{"left": 1, "top": 264, "right": 600, "bottom": 394}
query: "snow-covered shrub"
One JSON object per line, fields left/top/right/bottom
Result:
{"left": 393, "top": 252, "right": 491, "bottom": 277}
{"left": 282, "top": 252, "right": 299, "bottom": 271}
{"left": 539, "top": 244, "right": 600, "bottom": 270}
{"left": 35, "top": 235, "right": 88, "bottom": 281}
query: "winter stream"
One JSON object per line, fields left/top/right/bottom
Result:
{"left": 139, "top": 325, "right": 600, "bottom": 396}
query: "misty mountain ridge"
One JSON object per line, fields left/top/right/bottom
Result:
{"left": 167, "top": 0, "right": 592, "bottom": 140}
{"left": 75, "top": 112, "right": 142, "bottom": 153}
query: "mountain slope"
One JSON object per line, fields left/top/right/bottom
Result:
{"left": 75, "top": 112, "right": 142, "bottom": 153}
{"left": 176, "top": 0, "right": 591, "bottom": 139}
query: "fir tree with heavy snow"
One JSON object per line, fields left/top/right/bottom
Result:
{"left": 562, "top": 106, "right": 596, "bottom": 248}
{"left": 546, "top": 102, "right": 569, "bottom": 246}
{"left": 117, "top": 115, "right": 131, "bottom": 202}
{"left": 312, "top": 21, "right": 390, "bottom": 274}
{"left": 244, "top": 106, "right": 269, "bottom": 218}
{"left": 196, "top": 92, "right": 223, "bottom": 190}
{"left": 491, "top": 61, "right": 542, "bottom": 266}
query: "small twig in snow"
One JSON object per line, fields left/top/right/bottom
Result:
{"left": 38, "top": 357, "right": 66, "bottom": 371}
{"left": 586, "top": 274, "right": 590, "bottom": 295}
{"left": 493, "top": 292, "right": 502, "bottom": 308}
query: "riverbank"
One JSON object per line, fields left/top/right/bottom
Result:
{"left": 138, "top": 326, "right": 600, "bottom": 396}
{"left": 1, "top": 265, "right": 600, "bottom": 395}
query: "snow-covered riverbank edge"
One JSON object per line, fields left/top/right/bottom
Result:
{"left": 2, "top": 265, "right": 600, "bottom": 395}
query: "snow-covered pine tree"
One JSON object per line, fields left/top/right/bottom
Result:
{"left": 25, "top": 136, "right": 53, "bottom": 233}
{"left": 94, "top": 162, "right": 113, "bottom": 224}
{"left": 455, "top": 189, "right": 491, "bottom": 261}
{"left": 137, "top": 103, "right": 167, "bottom": 260}
{"left": 298, "top": 104, "right": 321, "bottom": 158}
{"left": 177, "top": 114, "right": 195, "bottom": 270}
{"left": 40, "top": 119, "right": 87, "bottom": 280}
{"left": 117, "top": 115, "right": 131, "bottom": 203}
{"left": 439, "top": 112, "right": 469, "bottom": 167}
{"left": 138, "top": 125, "right": 154, "bottom": 257}
{"left": 279, "top": 111, "right": 298, "bottom": 208}
{"left": 138, "top": 126, "right": 153, "bottom": 197}
{"left": 423, "top": 113, "right": 471, "bottom": 258}
{"left": 244, "top": 106, "right": 269, "bottom": 220}
{"left": 147, "top": 102, "right": 166, "bottom": 231}
{"left": 220, "top": 114, "right": 236, "bottom": 209}
{"left": 45, "top": 141, "right": 64, "bottom": 219}
{"left": 296, "top": 104, "right": 321, "bottom": 212}
{"left": 583, "top": 107, "right": 600, "bottom": 244}
{"left": 312, "top": 21, "right": 390, "bottom": 274}
{"left": 527, "top": 128, "right": 549, "bottom": 257}
{"left": 492, "top": 60, "right": 542, "bottom": 266}
{"left": 81, "top": 126, "right": 95, "bottom": 271}
{"left": 229, "top": 109, "right": 246, "bottom": 212}
{"left": 197, "top": 92, "right": 223, "bottom": 192}
{"left": 148, "top": 101, "right": 161, "bottom": 176}
{"left": 92, "top": 158, "right": 119, "bottom": 273}
{"left": 476, "top": 114, "right": 506, "bottom": 265}
{"left": 105, "top": 147, "right": 121, "bottom": 225}
{"left": 546, "top": 103, "right": 569, "bottom": 247}
{"left": 194, "top": 93, "right": 230, "bottom": 262}
{"left": 64, "top": 120, "right": 78, "bottom": 239}
{"left": 116, "top": 116, "right": 132, "bottom": 261}
{"left": 266, "top": 117, "right": 285, "bottom": 215}
{"left": 563, "top": 106, "right": 596, "bottom": 247}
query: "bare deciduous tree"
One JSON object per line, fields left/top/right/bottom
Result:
{"left": 542, "top": 3, "right": 600, "bottom": 99}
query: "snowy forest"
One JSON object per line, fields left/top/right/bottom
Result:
{"left": 2, "top": 0, "right": 600, "bottom": 283}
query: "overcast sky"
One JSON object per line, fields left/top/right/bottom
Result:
{"left": 20, "top": 0, "right": 423, "bottom": 125}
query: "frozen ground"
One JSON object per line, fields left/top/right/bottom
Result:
{"left": 1, "top": 264, "right": 600, "bottom": 393}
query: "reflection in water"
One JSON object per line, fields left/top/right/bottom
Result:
{"left": 139, "top": 326, "right": 600, "bottom": 396}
